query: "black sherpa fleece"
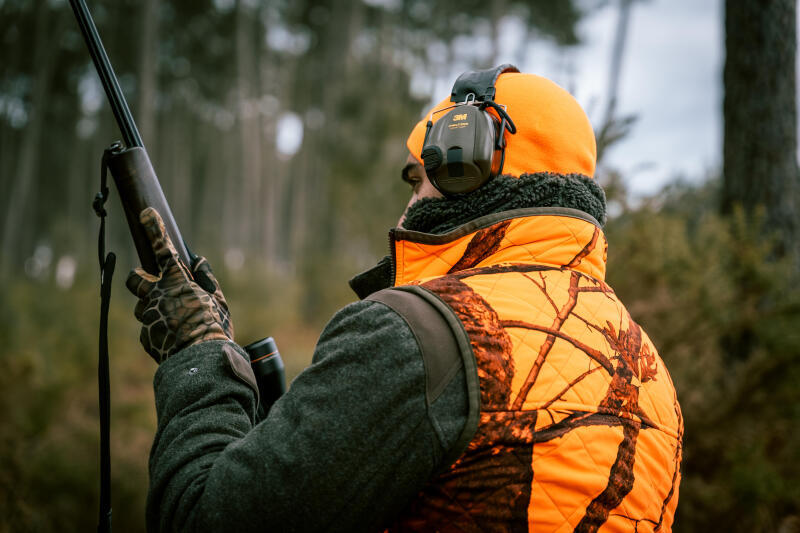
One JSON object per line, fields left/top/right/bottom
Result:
{"left": 401, "top": 173, "right": 606, "bottom": 235}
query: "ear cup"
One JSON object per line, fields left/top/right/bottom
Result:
{"left": 421, "top": 105, "right": 502, "bottom": 196}
{"left": 421, "top": 146, "right": 443, "bottom": 175}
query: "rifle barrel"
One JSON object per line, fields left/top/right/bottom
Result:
{"left": 69, "top": 0, "right": 143, "bottom": 148}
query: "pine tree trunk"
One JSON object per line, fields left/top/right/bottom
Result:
{"left": 137, "top": 0, "right": 159, "bottom": 146}
{"left": 235, "top": 0, "right": 262, "bottom": 252}
{"left": 0, "top": 2, "right": 61, "bottom": 274}
{"left": 722, "top": 0, "right": 800, "bottom": 263}
{"left": 596, "top": 0, "right": 633, "bottom": 164}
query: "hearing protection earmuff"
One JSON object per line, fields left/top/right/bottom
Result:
{"left": 421, "top": 64, "right": 519, "bottom": 196}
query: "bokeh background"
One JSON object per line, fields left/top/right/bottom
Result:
{"left": 1, "top": 0, "right": 799, "bottom": 531}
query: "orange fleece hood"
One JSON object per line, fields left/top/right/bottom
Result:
{"left": 406, "top": 72, "right": 597, "bottom": 179}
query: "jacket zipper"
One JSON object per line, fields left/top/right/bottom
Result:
{"left": 388, "top": 228, "right": 397, "bottom": 287}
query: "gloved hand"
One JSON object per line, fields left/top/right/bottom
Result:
{"left": 125, "top": 207, "right": 234, "bottom": 363}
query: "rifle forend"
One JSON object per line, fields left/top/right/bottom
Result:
{"left": 106, "top": 144, "right": 192, "bottom": 275}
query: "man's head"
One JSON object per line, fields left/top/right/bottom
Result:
{"left": 398, "top": 69, "right": 600, "bottom": 229}
{"left": 397, "top": 154, "right": 443, "bottom": 226}
{"left": 408, "top": 71, "right": 596, "bottom": 182}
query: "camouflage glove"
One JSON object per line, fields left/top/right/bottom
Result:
{"left": 125, "top": 207, "right": 234, "bottom": 363}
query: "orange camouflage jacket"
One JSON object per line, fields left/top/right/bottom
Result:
{"left": 388, "top": 207, "right": 683, "bottom": 532}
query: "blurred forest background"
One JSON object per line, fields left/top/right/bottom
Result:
{"left": 1, "top": 0, "right": 799, "bottom": 531}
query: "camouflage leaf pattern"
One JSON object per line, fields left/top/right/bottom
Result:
{"left": 388, "top": 215, "right": 683, "bottom": 532}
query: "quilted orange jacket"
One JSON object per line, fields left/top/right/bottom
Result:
{"left": 389, "top": 207, "right": 683, "bottom": 532}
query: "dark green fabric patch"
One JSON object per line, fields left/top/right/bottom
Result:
{"left": 148, "top": 303, "right": 470, "bottom": 532}
{"left": 402, "top": 173, "right": 607, "bottom": 235}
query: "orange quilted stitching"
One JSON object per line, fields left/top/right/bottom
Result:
{"left": 388, "top": 214, "right": 682, "bottom": 533}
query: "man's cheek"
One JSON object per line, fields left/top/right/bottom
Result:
{"left": 397, "top": 194, "right": 418, "bottom": 227}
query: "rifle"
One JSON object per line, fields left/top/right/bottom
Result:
{"left": 70, "top": 0, "right": 191, "bottom": 274}
{"left": 68, "top": 2, "right": 285, "bottom": 531}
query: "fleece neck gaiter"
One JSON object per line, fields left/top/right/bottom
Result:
{"left": 401, "top": 173, "right": 606, "bottom": 235}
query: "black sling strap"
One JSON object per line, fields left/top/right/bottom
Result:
{"left": 94, "top": 146, "right": 117, "bottom": 533}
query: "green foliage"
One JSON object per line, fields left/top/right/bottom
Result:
{"left": 0, "top": 279, "right": 147, "bottom": 532}
{"left": 605, "top": 180, "right": 800, "bottom": 531}
{"left": 0, "top": 266, "right": 320, "bottom": 532}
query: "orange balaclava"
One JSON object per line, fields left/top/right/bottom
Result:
{"left": 406, "top": 72, "right": 597, "bottom": 179}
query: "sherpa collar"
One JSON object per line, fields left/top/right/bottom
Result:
{"left": 400, "top": 172, "right": 606, "bottom": 235}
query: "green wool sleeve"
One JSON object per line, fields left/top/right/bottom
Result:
{"left": 146, "top": 299, "right": 469, "bottom": 533}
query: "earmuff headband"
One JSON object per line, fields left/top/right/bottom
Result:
{"left": 450, "top": 64, "right": 519, "bottom": 104}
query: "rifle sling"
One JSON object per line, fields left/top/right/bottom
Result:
{"left": 95, "top": 146, "right": 116, "bottom": 533}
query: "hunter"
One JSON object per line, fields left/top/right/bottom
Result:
{"left": 127, "top": 66, "right": 683, "bottom": 532}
